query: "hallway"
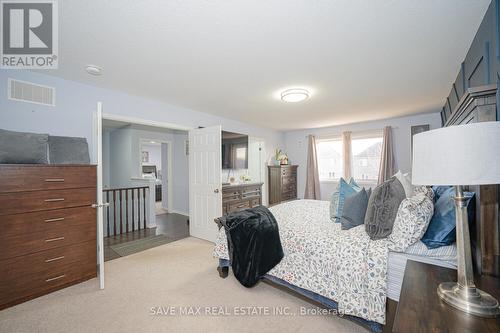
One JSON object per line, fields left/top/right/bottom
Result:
{"left": 104, "top": 213, "right": 189, "bottom": 261}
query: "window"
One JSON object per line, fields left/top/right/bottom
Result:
{"left": 316, "top": 138, "right": 343, "bottom": 181}
{"left": 351, "top": 136, "right": 383, "bottom": 183}
{"left": 316, "top": 132, "right": 383, "bottom": 185}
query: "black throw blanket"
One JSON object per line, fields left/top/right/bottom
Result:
{"left": 220, "top": 206, "right": 283, "bottom": 287}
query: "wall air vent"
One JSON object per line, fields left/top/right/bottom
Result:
{"left": 8, "top": 78, "right": 55, "bottom": 106}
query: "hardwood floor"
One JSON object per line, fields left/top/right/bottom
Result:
{"left": 104, "top": 213, "right": 189, "bottom": 261}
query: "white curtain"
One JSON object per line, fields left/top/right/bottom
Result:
{"left": 304, "top": 135, "right": 321, "bottom": 199}
{"left": 342, "top": 131, "right": 352, "bottom": 180}
{"left": 377, "top": 126, "right": 396, "bottom": 184}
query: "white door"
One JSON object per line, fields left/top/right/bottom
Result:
{"left": 189, "top": 126, "right": 222, "bottom": 242}
{"left": 93, "top": 102, "right": 105, "bottom": 289}
{"left": 248, "top": 137, "right": 267, "bottom": 205}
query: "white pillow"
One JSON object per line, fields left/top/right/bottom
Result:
{"left": 388, "top": 193, "right": 434, "bottom": 252}
{"left": 394, "top": 170, "right": 414, "bottom": 198}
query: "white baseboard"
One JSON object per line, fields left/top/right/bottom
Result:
{"left": 169, "top": 209, "right": 189, "bottom": 216}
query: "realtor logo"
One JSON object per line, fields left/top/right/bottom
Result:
{"left": 1, "top": 0, "right": 58, "bottom": 69}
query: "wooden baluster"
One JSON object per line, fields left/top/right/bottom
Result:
{"left": 125, "top": 189, "right": 129, "bottom": 233}
{"left": 137, "top": 188, "right": 141, "bottom": 230}
{"left": 113, "top": 190, "right": 116, "bottom": 236}
{"left": 143, "top": 187, "right": 147, "bottom": 229}
{"left": 119, "top": 190, "right": 123, "bottom": 235}
{"left": 132, "top": 188, "right": 135, "bottom": 231}
{"left": 106, "top": 191, "right": 110, "bottom": 237}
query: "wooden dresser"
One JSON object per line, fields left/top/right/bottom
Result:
{"left": 268, "top": 165, "right": 298, "bottom": 206}
{"left": 0, "top": 164, "right": 97, "bottom": 309}
{"left": 222, "top": 183, "right": 263, "bottom": 215}
{"left": 393, "top": 260, "right": 500, "bottom": 333}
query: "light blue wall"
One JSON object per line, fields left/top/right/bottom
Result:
{"left": 284, "top": 112, "right": 443, "bottom": 200}
{"left": 0, "top": 70, "right": 285, "bottom": 164}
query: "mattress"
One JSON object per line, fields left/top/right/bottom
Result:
{"left": 387, "top": 241, "right": 457, "bottom": 301}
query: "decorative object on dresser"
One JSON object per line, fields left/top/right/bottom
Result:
{"left": 0, "top": 164, "right": 97, "bottom": 309}
{"left": 267, "top": 165, "right": 297, "bottom": 206}
{"left": 412, "top": 121, "right": 500, "bottom": 317}
{"left": 222, "top": 182, "right": 263, "bottom": 215}
{"left": 393, "top": 260, "right": 500, "bottom": 332}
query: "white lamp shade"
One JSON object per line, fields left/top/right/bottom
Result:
{"left": 412, "top": 121, "right": 500, "bottom": 186}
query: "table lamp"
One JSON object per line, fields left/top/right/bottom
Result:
{"left": 412, "top": 121, "right": 500, "bottom": 317}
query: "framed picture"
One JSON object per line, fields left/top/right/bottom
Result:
{"left": 411, "top": 124, "right": 430, "bottom": 162}
{"left": 141, "top": 151, "right": 149, "bottom": 163}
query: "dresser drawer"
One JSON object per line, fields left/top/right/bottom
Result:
{"left": 0, "top": 240, "right": 96, "bottom": 280}
{"left": 282, "top": 191, "right": 297, "bottom": 201}
{"left": 282, "top": 175, "right": 296, "bottom": 185}
{"left": 0, "top": 206, "right": 95, "bottom": 237}
{"left": 0, "top": 188, "right": 95, "bottom": 216}
{"left": 0, "top": 165, "right": 96, "bottom": 193}
{"left": 250, "top": 198, "right": 260, "bottom": 207}
{"left": 281, "top": 167, "right": 297, "bottom": 177}
{"left": 0, "top": 242, "right": 96, "bottom": 308}
{"left": 0, "top": 221, "right": 96, "bottom": 260}
{"left": 282, "top": 183, "right": 296, "bottom": 193}
{"left": 228, "top": 201, "right": 250, "bottom": 212}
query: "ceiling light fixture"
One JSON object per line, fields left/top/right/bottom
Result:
{"left": 280, "top": 88, "right": 310, "bottom": 103}
{"left": 85, "top": 65, "right": 103, "bottom": 76}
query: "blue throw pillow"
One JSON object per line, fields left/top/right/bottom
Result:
{"left": 330, "top": 178, "right": 360, "bottom": 223}
{"left": 421, "top": 186, "right": 476, "bottom": 249}
{"left": 349, "top": 178, "right": 361, "bottom": 191}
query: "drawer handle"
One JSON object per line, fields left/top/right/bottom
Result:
{"left": 45, "top": 178, "right": 65, "bottom": 182}
{"left": 45, "top": 217, "right": 65, "bottom": 223}
{"left": 44, "top": 198, "right": 65, "bottom": 202}
{"left": 237, "top": 204, "right": 246, "bottom": 208}
{"left": 46, "top": 274, "right": 66, "bottom": 282}
{"left": 45, "top": 236, "right": 65, "bottom": 242}
{"left": 45, "top": 256, "right": 65, "bottom": 263}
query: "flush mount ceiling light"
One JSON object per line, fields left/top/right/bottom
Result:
{"left": 280, "top": 88, "right": 310, "bottom": 103}
{"left": 85, "top": 65, "right": 103, "bottom": 76}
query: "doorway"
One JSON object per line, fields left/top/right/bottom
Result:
{"left": 100, "top": 117, "right": 190, "bottom": 261}
{"left": 139, "top": 139, "right": 171, "bottom": 216}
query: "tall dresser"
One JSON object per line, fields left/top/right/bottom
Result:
{"left": 0, "top": 164, "right": 97, "bottom": 309}
{"left": 268, "top": 165, "right": 298, "bottom": 206}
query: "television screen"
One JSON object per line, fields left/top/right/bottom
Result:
{"left": 222, "top": 131, "right": 248, "bottom": 169}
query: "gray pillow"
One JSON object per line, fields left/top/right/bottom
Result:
{"left": 0, "top": 129, "right": 49, "bottom": 164}
{"left": 340, "top": 188, "right": 370, "bottom": 230}
{"left": 365, "top": 177, "right": 406, "bottom": 240}
{"left": 48, "top": 136, "right": 90, "bottom": 164}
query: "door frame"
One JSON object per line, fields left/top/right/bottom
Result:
{"left": 139, "top": 138, "right": 173, "bottom": 212}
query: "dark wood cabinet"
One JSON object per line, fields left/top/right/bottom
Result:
{"left": 0, "top": 164, "right": 97, "bottom": 309}
{"left": 222, "top": 183, "right": 263, "bottom": 215}
{"left": 393, "top": 260, "right": 500, "bottom": 333}
{"left": 267, "top": 165, "right": 298, "bottom": 206}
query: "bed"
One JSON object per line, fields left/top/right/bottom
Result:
{"left": 213, "top": 199, "right": 457, "bottom": 332}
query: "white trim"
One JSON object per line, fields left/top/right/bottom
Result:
{"left": 94, "top": 102, "right": 105, "bottom": 290}
{"left": 138, "top": 138, "right": 174, "bottom": 213}
{"left": 169, "top": 209, "right": 189, "bottom": 216}
{"left": 102, "top": 113, "right": 192, "bottom": 131}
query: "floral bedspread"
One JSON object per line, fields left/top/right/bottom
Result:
{"left": 213, "top": 200, "right": 390, "bottom": 324}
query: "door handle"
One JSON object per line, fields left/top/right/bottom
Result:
{"left": 92, "top": 203, "right": 110, "bottom": 208}
{"left": 214, "top": 189, "right": 220, "bottom": 193}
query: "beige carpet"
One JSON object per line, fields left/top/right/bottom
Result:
{"left": 0, "top": 237, "right": 368, "bottom": 333}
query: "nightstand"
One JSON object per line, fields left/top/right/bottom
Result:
{"left": 393, "top": 260, "right": 500, "bottom": 332}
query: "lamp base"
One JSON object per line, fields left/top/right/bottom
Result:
{"left": 437, "top": 282, "right": 500, "bottom": 318}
